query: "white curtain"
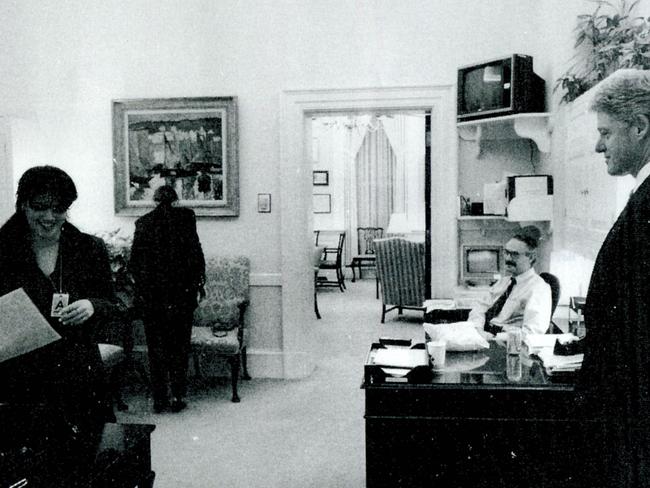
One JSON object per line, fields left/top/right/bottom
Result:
{"left": 344, "top": 123, "right": 368, "bottom": 261}
{"left": 354, "top": 118, "right": 397, "bottom": 252}
{"left": 380, "top": 114, "right": 426, "bottom": 231}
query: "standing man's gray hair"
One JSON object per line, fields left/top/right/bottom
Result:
{"left": 590, "top": 69, "right": 650, "bottom": 124}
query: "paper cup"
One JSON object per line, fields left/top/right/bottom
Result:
{"left": 427, "top": 340, "right": 446, "bottom": 369}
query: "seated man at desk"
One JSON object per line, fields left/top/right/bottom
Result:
{"left": 467, "top": 225, "right": 551, "bottom": 337}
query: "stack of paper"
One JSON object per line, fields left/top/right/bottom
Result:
{"left": 373, "top": 347, "right": 428, "bottom": 369}
{"left": 524, "top": 333, "right": 578, "bottom": 355}
{"left": 536, "top": 348, "right": 583, "bottom": 375}
{"left": 0, "top": 288, "right": 61, "bottom": 363}
{"left": 372, "top": 347, "right": 429, "bottom": 379}
{"left": 424, "top": 299, "right": 456, "bottom": 311}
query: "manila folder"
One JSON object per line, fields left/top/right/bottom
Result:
{"left": 0, "top": 288, "right": 61, "bottom": 363}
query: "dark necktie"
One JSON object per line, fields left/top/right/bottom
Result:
{"left": 484, "top": 278, "right": 516, "bottom": 334}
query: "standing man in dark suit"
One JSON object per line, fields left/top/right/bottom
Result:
{"left": 579, "top": 69, "right": 650, "bottom": 487}
{"left": 130, "top": 185, "right": 205, "bottom": 413}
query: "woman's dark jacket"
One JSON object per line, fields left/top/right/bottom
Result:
{"left": 0, "top": 213, "right": 118, "bottom": 426}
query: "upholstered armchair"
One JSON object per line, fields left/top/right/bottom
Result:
{"left": 374, "top": 237, "right": 426, "bottom": 323}
{"left": 191, "top": 256, "right": 251, "bottom": 402}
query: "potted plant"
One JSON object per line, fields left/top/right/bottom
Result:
{"left": 555, "top": 0, "right": 650, "bottom": 104}
{"left": 95, "top": 229, "right": 134, "bottom": 306}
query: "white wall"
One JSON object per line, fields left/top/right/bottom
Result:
{"left": 0, "top": 0, "right": 613, "bottom": 376}
{"left": 311, "top": 118, "right": 347, "bottom": 232}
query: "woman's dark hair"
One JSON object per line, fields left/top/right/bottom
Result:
{"left": 153, "top": 185, "right": 179, "bottom": 205}
{"left": 16, "top": 165, "right": 78, "bottom": 212}
{"left": 513, "top": 225, "right": 542, "bottom": 250}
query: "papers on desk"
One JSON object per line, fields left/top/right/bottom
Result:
{"left": 536, "top": 348, "right": 583, "bottom": 375}
{"left": 524, "top": 333, "right": 577, "bottom": 355}
{"left": 0, "top": 288, "right": 61, "bottom": 363}
{"left": 423, "top": 299, "right": 456, "bottom": 311}
{"left": 526, "top": 334, "right": 582, "bottom": 375}
{"left": 373, "top": 347, "right": 428, "bottom": 369}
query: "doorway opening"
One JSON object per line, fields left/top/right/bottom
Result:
{"left": 310, "top": 111, "right": 429, "bottom": 298}
{"left": 279, "top": 85, "right": 455, "bottom": 378}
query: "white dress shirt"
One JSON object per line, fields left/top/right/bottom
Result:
{"left": 633, "top": 160, "right": 650, "bottom": 193}
{"left": 467, "top": 267, "right": 551, "bottom": 336}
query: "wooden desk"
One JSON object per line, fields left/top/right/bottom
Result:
{"left": 1, "top": 405, "right": 155, "bottom": 488}
{"left": 362, "top": 342, "right": 603, "bottom": 488}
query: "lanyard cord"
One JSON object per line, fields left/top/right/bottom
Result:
{"left": 58, "top": 246, "right": 63, "bottom": 293}
{"left": 46, "top": 243, "right": 64, "bottom": 293}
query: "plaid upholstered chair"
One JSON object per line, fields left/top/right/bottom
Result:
{"left": 191, "top": 256, "right": 251, "bottom": 402}
{"left": 374, "top": 237, "right": 426, "bottom": 323}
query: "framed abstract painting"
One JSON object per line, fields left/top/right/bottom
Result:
{"left": 112, "top": 97, "right": 238, "bottom": 217}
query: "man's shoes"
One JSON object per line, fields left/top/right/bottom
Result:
{"left": 153, "top": 400, "right": 169, "bottom": 414}
{"left": 170, "top": 398, "right": 187, "bottom": 413}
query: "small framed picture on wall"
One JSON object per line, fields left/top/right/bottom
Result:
{"left": 257, "top": 193, "right": 271, "bottom": 213}
{"left": 313, "top": 170, "right": 329, "bottom": 186}
{"left": 313, "top": 193, "right": 331, "bottom": 214}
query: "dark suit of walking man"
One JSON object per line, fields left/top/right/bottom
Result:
{"left": 578, "top": 69, "right": 650, "bottom": 487}
{"left": 130, "top": 185, "right": 205, "bottom": 413}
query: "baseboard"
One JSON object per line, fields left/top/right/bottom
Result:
{"left": 245, "top": 349, "right": 285, "bottom": 378}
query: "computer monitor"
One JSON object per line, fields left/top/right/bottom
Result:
{"left": 460, "top": 244, "right": 503, "bottom": 286}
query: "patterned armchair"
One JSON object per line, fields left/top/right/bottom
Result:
{"left": 191, "top": 256, "right": 251, "bottom": 402}
{"left": 374, "top": 237, "right": 426, "bottom": 323}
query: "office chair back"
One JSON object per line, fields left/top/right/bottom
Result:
{"left": 539, "top": 272, "right": 562, "bottom": 334}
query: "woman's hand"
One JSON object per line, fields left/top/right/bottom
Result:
{"left": 59, "top": 299, "right": 95, "bottom": 326}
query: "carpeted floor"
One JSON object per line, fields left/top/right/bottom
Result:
{"left": 117, "top": 278, "right": 425, "bottom": 488}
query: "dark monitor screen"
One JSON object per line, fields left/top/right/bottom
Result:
{"left": 461, "top": 62, "right": 511, "bottom": 114}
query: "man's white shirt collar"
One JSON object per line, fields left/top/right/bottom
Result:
{"left": 512, "top": 267, "right": 536, "bottom": 283}
{"left": 633, "top": 161, "right": 650, "bottom": 193}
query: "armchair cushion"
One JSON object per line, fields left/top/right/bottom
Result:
{"left": 191, "top": 327, "right": 240, "bottom": 354}
{"left": 194, "top": 298, "right": 244, "bottom": 331}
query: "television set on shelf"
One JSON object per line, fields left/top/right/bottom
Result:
{"left": 460, "top": 244, "right": 504, "bottom": 287}
{"left": 457, "top": 54, "right": 545, "bottom": 122}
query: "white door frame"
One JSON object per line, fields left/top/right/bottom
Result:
{"left": 279, "top": 85, "right": 457, "bottom": 378}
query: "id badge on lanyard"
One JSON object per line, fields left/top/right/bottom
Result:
{"left": 50, "top": 250, "right": 69, "bottom": 317}
{"left": 51, "top": 293, "right": 69, "bottom": 317}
